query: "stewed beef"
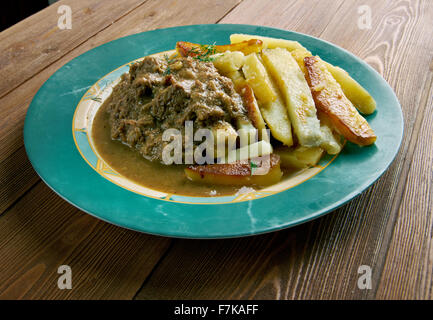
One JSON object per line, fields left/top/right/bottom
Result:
{"left": 106, "top": 55, "right": 247, "bottom": 162}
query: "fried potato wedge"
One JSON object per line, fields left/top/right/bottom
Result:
{"left": 240, "top": 84, "right": 267, "bottom": 131}
{"left": 226, "top": 70, "right": 248, "bottom": 92}
{"left": 176, "top": 39, "right": 263, "bottom": 57}
{"left": 325, "top": 63, "right": 377, "bottom": 115}
{"left": 242, "top": 53, "right": 277, "bottom": 104}
{"left": 290, "top": 47, "right": 312, "bottom": 74}
{"left": 261, "top": 48, "right": 322, "bottom": 147}
{"left": 214, "top": 39, "right": 264, "bottom": 55}
{"left": 185, "top": 154, "right": 282, "bottom": 186}
{"left": 320, "top": 124, "right": 342, "bottom": 155}
{"left": 212, "top": 51, "right": 245, "bottom": 75}
{"left": 290, "top": 47, "right": 377, "bottom": 115}
{"left": 259, "top": 101, "right": 293, "bottom": 146}
{"left": 304, "top": 56, "right": 376, "bottom": 146}
{"left": 241, "top": 53, "right": 293, "bottom": 146}
{"left": 275, "top": 146, "right": 324, "bottom": 169}
{"left": 230, "top": 34, "right": 304, "bottom": 51}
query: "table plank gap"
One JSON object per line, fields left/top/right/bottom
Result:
{"left": 215, "top": 0, "right": 245, "bottom": 24}
{"left": 370, "top": 67, "right": 433, "bottom": 299}
{"left": 134, "top": 0, "right": 433, "bottom": 299}
{"left": 0, "top": 181, "right": 172, "bottom": 299}
{"left": 376, "top": 76, "right": 433, "bottom": 299}
{"left": 0, "top": 0, "right": 244, "bottom": 299}
{"left": 2, "top": 0, "right": 432, "bottom": 300}
{"left": 0, "top": 146, "right": 40, "bottom": 215}
{"left": 132, "top": 239, "right": 176, "bottom": 300}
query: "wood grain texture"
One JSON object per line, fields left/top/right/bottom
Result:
{"left": 1, "top": 0, "right": 432, "bottom": 300}
{"left": 376, "top": 78, "right": 433, "bottom": 299}
{"left": 0, "top": 0, "right": 146, "bottom": 99}
{"left": 0, "top": 181, "right": 171, "bottom": 299}
{"left": 0, "top": 148, "right": 39, "bottom": 215}
{"left": 0, "top": 0, "right": 242, "bottom": 217}
{"left": 135, "top": 0, "right": 433, "bottom": 299}
{"left": 0, "top": 0, "right": 243, "bottom": 299}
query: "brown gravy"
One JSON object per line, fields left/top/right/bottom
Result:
{"left": 92, "top": 99, "right": 303, "bottom": 197}
{"left": 92, "top": 101, "right": 246, "bottom": 196}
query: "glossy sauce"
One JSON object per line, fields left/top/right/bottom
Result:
{"left": 92, "top": 101, "right": 246, "bottom": 196}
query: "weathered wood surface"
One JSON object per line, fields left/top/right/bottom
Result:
{"left": 0, "top": 0, "right": 240, "bottom": 299}
{"left": 0, "top": 0, "right": 241, "bottom": 213}
{"left": 0, "top": 0, "right": 432, "bottom": 299}
{"left": 135, "top": 0, "right": 433, "bottom": 300}
{"left": 0, "top": 182, "right": 171, "bottom": 299}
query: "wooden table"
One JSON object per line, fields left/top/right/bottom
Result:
{"left": 0, "top": 0, "right": 432, "bottom": 300}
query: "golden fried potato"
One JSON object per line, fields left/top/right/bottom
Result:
{"left": 275, "top": 146, "right": 324, "bottom": 169}
{"left": 225, "top": 70, "right": 247, "bottom": 92}
{"left": 214, "top": 39, "right": 264, "bottom": 55}
{"left": 185, "top": 154, "right": 283, "bottom": 186}
{"left": 239, "top": 84, "right": 267, "bottom": 131}
{"left": 259, "top": 101, "right": 293, "bottom": 147}
{"left": 261, "top": 48, "right": 322, "bottom": 147}
{"left": 212, "top": 51, "right": 245, "bottom": 75}
{"left": 242, "top": 53, "right": 277, "bottom": 104}
{"left": 325, "top": 63, "right": 377, "bottom": 115}
{"left": 290, "top": 47, "right": 377, "bottom": 115}
{"left": 176, "top": 39, "right": 263, "bottom": 57}
{"left": 304, "top": 56, "right": 376, "bottom": 146}
{"left": 230, "top": 34, "right": 304, "bottom": 51}
{"left": 241, "top": 53, "right": 293, "bottom": 146}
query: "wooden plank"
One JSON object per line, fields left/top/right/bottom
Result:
{"left": 135, "top": 0, "right": 433, "bottom": 299}
{"left": 218, "top": 0, "right": 345, "bottom": 35}
{"left": 0, "top": 181, "right": 171, "bottom": 299}
{"left": 376, "top": 79, "right": 433, "bottom": 299}
{"left": 134, "top": 231, "right": 294, "bottom": 299}
{"left": 0, "top": 0, "right": 242, "bottom": 215}
{"left": 0, "top": 0, "right": 244, "bottom": 299}
{"left": 0, "top": 0, "right": 147, "bottom": 99}
{"left": 0, "top": 0, "right": 242, "bottom": 161}
{"left": 0, "top": 148, "right": 39, "bottom": 215}
{"left": 293, "top": 0, "right": 433, "bottom": 300}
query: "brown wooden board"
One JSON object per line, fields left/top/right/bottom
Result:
{"left": 135, "top": 0, "right": 433, "bottom": 299}
{"left": 1, "top": 0, "right": 432, "bottom": 299}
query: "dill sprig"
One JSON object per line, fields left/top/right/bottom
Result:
{"left": 190, "top": 43, "right": 218, "bottom": 62}
{"left": 163, "top": 54, "right": 178, "bottom": 75}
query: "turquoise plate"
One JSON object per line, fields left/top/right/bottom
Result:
{"left": 24, "top": 24, "right": 403, "bottom": 238}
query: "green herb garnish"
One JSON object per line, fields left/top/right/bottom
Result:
{"left": 163, "top": 54, "right": 178, "bottom": 75}
{"left": 190, "top": 43, "right": 218, "bottom": 62}
{"left": 250, "top": 161, "right": 258, "bottom": 176}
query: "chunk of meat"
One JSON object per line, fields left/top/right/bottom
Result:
{"left": 107, "top": 55, "right": 249, "bottom": 162}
